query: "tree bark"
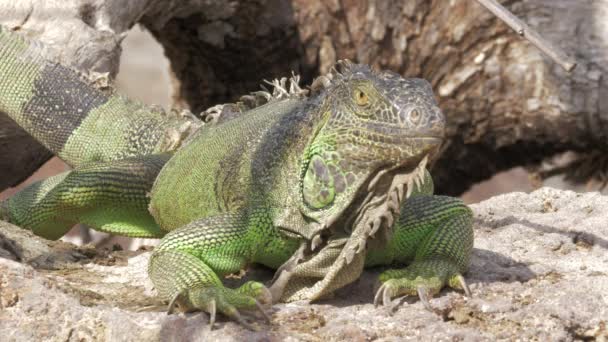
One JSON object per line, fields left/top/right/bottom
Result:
{"left": 1, "top": 0, "right": 606, "bottom": 195}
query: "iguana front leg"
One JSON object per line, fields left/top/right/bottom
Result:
{"left": 148, "top": 212, "right": 298, "bottom": 330}
{"left": 366, "top": 195, "right": 474, "bottom": 310}
{"left": 1, "top": 154, "right": 170, "bottom": 239}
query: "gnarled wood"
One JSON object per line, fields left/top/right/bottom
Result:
{"left": 1, "top": 0, "right": 606, "bottom": 196}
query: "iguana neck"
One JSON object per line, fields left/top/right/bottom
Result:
{"left": 294, "top": 108, "right": 389, "bottom": 229}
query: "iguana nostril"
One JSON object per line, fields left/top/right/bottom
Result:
{"left": 429, "top": 109, "right": 446, "bottom": 137}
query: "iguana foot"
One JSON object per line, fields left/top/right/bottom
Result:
{"left": 168, "top": 281, "right": 272, "bottom": 330}
{"left": 374, "top": 259, "right": 471, "bottom": 312}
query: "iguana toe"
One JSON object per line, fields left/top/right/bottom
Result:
{"left": 451, "top": 274, "right": 472, "bottom": 297}
{"left": 166, "top": 281, "right": 273, "bottom": 330}
{"left": 236, "top": 281, "right": 273, "bottom": 308}
{"left": 373, "top": 282, "right": 392, "bottom": 307}
{"left": 416, "top": 285, "right": 433, "bottom": 311}
{"left": 208, "top": 299, "right": 217, "bottom": 328}
{"left": 254, "top": 300, "right": 272, "bottom": 323}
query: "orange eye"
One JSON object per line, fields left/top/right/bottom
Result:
{"left": 354, "top": 89, "right": 369, "bottom": 107}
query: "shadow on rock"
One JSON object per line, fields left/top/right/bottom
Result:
{"left": 0, "top": 231, "right": 23, "bottom": 261}
{"left": 468, "top": 248, "right": 536, "bottom": 284}
{"left": 478, "top": 215, "right": 607, "bottom": 251}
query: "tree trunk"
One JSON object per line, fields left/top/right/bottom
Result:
{"left": 1, "top": 0, "right": 606, "bottom": 195}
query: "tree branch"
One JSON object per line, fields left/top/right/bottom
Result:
{"left": 474, "top": 0, "right": 577, "bottom": 72}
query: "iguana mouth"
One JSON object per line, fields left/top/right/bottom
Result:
{"left": 270, "top": 155, "right": 430, "bottom": 302}
{"left": 357, "top": 122, "right": 444, "bottom": 140}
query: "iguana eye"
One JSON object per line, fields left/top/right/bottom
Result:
{"left": 409, "top": 108, "right": 421, "bottom": 124}
{"left": 353, "top": 89, "right": 369, "bottom": 107}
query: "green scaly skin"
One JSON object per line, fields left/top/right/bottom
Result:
{"left": 2, "top": 154, "right": 171, "bottom": 239}
{"left": 0, "top": 26, "right": 474, "bottom": 329}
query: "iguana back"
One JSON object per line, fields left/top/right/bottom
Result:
{"left": 150, "top": 97, "right": 307, "bottom": 230}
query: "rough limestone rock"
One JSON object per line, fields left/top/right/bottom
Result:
{"left": 1, "top": 188, "right": 607, "bottom": 341}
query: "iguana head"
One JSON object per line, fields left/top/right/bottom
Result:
{"left": 276, "top": 61, "right": 446, "bottom": 302}
{"left": 301, "top": 61, "right": 445, "bottom": 213}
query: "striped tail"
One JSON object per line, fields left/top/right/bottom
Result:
{"left": 0, "top": 26, "right": 201, "bottom": 168}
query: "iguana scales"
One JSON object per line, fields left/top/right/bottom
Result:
{"left": 0, "top": 26, "right": 473, "bottom": 329}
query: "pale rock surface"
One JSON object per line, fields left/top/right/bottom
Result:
{"left": 0, "top": 188, "right": 607, "bottom": 341}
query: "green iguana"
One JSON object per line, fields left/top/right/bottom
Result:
{"left": 0, "top": 26, "right": 473, "bottom": 329}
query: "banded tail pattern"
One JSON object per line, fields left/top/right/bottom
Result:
{"left": 0, "top": 26, "right": 201, "bottom": 168}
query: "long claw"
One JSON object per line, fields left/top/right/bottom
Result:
{"left": 255, "top": 300, "right": 271, "bottom": 323}
{"left": 383, "top": 286, "right": 393, "bottom": 307}
{"left": 388, "top": 301, "right": 401, "bottom": 315}
{"left": 417, "top": 286, "right": 433, "bottom": 311}
{"left": 232, "top": 309, "right": 257, "bottom": 331}
{"left": 167, "top": 291, "right": 183, "bottom": 315}
{"left": 374, "top": 284, "right": 386, "bottom": 307}
{"left": 457, "top": 274, "right": 472, "bottom": 297}
{"left": 208, "top": 299, "right": 217, "bottom": 329}
{"left": 389, "top": 296, "right": 408, "bottom": 315}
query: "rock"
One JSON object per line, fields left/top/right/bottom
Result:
{"left": 1, "top": 188, "right": 607, "bottom": 340}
